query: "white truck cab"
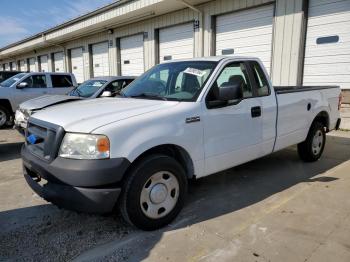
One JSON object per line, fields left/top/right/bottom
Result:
{"left": 21, "top": 57, "right": 341, "bottom": 230}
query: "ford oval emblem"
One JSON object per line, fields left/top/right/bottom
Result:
{"left": 27, "top": 134, "right": 38, "bottom": 145}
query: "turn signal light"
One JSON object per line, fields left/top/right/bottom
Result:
{"left": 97, "top": 137, "right": 110, "bottom": 153}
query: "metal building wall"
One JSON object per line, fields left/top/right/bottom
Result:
{"left": 272, "top": 0, "right": 305, "bottom": 85}
{"left": 0, "top": 0, "right": 307, "bottom": 87}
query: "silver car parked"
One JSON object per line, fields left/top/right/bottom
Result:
{"left": 0, "top": 72, "right": 77, "bottom": 128}
{"left": 15, "top": 76, "right": 135, "bottom": 134}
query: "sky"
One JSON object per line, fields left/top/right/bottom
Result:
{"left": 0, "top": 0, "right": 115, "bottom": 48}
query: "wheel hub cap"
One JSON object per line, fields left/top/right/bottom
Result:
{"left": 312, "top": 130, "right": 323, "bottom": 155}
{"left": 150, "top": 184, "right": 168, "bottom": 204}
{"left": 140, "top": 171, "right": 180, "bottom": 219}
{"left": 0, "top": 110, "right": 6, "bottom": 126}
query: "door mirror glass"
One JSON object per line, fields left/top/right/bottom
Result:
{"left": 101, "top": 91, "right": 112, "bottom": 97}
{"left": 17, "top": 82, "right": 28, "bottom": 89}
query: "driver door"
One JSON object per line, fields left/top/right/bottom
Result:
{"left": 202, "top": 62, "right": 263, "bottom": 176}
{"left": 13, "top": 74, "right": 49, "bottom": 106}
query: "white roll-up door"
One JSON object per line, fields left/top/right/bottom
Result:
{"left": 70, "top": 48, "right": 84, "bottom": 84}
{"left": 216, "top": 4, "right": 274, "bottom": 74}
{"left": 159, "top": 23, "right": 194, "bottom": 63}
{"left": 120, "top": 34, "right": 144, "bottom": 76}
{"left": 4, "top": 63, "right": 9, "bottom": 71}
{"left": 20, "top": 60, "right": 26, "bottom": 71}
{"left": 29, "top": 58, "right": 36, "bottom": 72}
{"left": 53, "top": 52, "right": 64, "bottom": 72}
{"left": 92, "top": 42, "right": 110, "bottom": 77}
{"left": 303, "top": 0, "right": 350, "bottom": 90}
{"left": 10, "top": 62, "right": 17, "bottom": 71}
{"left": 39, "top": 55, "right": 49, "bottom": 72}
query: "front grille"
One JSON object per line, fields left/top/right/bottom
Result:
{"left": 26, "top": 119, "right": 65, "bottom": 162}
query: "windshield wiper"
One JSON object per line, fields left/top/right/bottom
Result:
{"left": 129, "top": 93, "right": 168, "bottom": 101}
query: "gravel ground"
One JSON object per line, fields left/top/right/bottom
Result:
{"left": 0, "top": 210, "right": 135, "bottom": 261}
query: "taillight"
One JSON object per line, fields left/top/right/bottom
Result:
{"left": 338, "top": 93, "right": 343, "bottom": 111}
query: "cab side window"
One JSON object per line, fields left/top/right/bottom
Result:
{"left": 250, "top": 62, "right": 270, "bottom": 96}
{"left": 207, "top": 62, "right": 252, "bottom": 103}
{"left": 51, "top": 75, "right": 73, "bottom": 88}
{"left": 22, "top": 75, "right": 47, "bottom": 88}
{"left": 105, "top": 80, "right": 124, "bottom": 95}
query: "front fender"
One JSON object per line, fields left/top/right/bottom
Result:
{"left": 94, "top": 103, "right": 205, "bottom": 176}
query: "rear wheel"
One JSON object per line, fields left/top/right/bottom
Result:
{"left": 298, "top": 121, "right": 326, "bottom": 162}
{"left": 0, "top": 106, "right": 10, "bottom": 129}
{"left": 119, "top": 154, "right": 187, "bottom": 230}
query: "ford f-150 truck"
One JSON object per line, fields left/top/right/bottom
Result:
{"left": 21, "top": 57, "right": 342, "bottom": 230}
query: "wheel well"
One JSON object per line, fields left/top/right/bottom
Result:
{"left": 130, "top": 144, "right": 195, "bottom": 179}
{"left": 313, "top": 111, "right": 329, "bottom": 131}
{"left": 0, "top": 99, "right": 13, "bottom": 114}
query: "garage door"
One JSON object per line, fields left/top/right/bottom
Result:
{"left": 70, "top": 48, "right": 84, "bottom": 84}
{"left": 4, "top": 63, "right": 9, "bottom": 71}
{"left": 120, "top": 34, "right": 144, "bottom": 76}
{"left": 28, "top": 58, "right": 36, "bottom": 72}
{"left": 39, "top": 55, "right": 49, "bottom": 72}
{"left": 19, "top": 60, "right": 26, "bottom": 71}
{"left": 159, "top": 23, "right": 194, "bottom": 63}
{"left": 216, "top": 4, "right": 274, "bottom": 73}
{"left": 53, "top": 52, "right": 64, "bottom": 72}
{"left": 92, "top": 42, "right": 110, "bottom": 77}
{"left": 10, "top": 62, "right": 16, "bottom": 71}
{"left": 303, "top": 0, "right": 350, "bottom": 90}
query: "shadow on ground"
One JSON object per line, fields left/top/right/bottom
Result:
{"left": 0, "top": 135, "right": 350, "bottom": 261}
{"left": 0, "top": 142, "right": 23, "bottom": 162}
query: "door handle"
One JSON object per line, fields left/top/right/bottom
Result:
{"left": 251, "top": 106, "right": 262, "bottom": 118}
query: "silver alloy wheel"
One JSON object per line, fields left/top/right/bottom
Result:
{"left": 0, "top": 109, "right": 7, "bottom": 127}
{"left": 140, "top": 171, "right": 179, "bottom": 219}
{"left": 312, "top": 130, "right": 323, "bottom": 155}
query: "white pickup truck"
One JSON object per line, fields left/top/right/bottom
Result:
{"left": 22, "top": 57, "right": 342, "bottom": 230}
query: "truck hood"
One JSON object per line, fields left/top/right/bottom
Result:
{"left": 20, "top": 95, "right": 82, "bottom": 111}
{"left": 31, "top": 98, "right": 179, "bottom": 133}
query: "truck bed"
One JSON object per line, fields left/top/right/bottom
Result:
{"left": 273, "top": 85, "right": 341, "bottom": 152}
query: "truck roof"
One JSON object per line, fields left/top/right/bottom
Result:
{"left": 90, "top": 76, "right": 137, "bottom": 81}
{"left": 161, "top": 56, "right": 261, "bottom": 63}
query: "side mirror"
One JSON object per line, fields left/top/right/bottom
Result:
{"left": 17, "top": 82, "right": 28, "bottom": 89}
{"left": 101, "top": 91, "right": 112, "bottom": 97}
{"left": 207, "top": 77, "right": 244, "bottom": 109}
{"left": 215, "top": 83, "right": 242, "bottom": 101}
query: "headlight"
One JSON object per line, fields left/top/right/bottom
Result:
{"left": 15, "top": 109, "right": 25, "bottom": 122}
{"left": 59, "top": 133, "right": 110, "bottom": 160}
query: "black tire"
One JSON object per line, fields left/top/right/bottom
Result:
{"left": 297, "top": 121, "right": 326, "bottom": 162}
{"left": 119, "top": 154, "right": 188, "bottom": 231}
{"left": 0, "top": 105, "right": 10, "bottom": 129}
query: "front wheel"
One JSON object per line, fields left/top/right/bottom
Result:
{"left": 0, "top": 106, "right": 10, "bottom": 129}
{"left": 298, "top": 122, "right": 326, "bottom": 162}
{"left": 119, "top": 154, "right": 187, "bottom": 230}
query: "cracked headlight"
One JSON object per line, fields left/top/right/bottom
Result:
{"left": 15, "top": 109, "right": 25, "bottom": 123}
{"left": 59, "top": 133, "right": 110, "bottom": 160}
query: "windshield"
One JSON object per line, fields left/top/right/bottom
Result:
{"left": 0, "top": 73, "right": 26, "bottom": 87}
{"left": 121, "top": 61, "right": 218, "bottom": 101}
{"left": 70, "top": 80, "right": 107, "bottom": 98}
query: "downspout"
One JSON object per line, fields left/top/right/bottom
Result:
{"left": 176, "top": 0, "right": 204, "bottom": 57}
